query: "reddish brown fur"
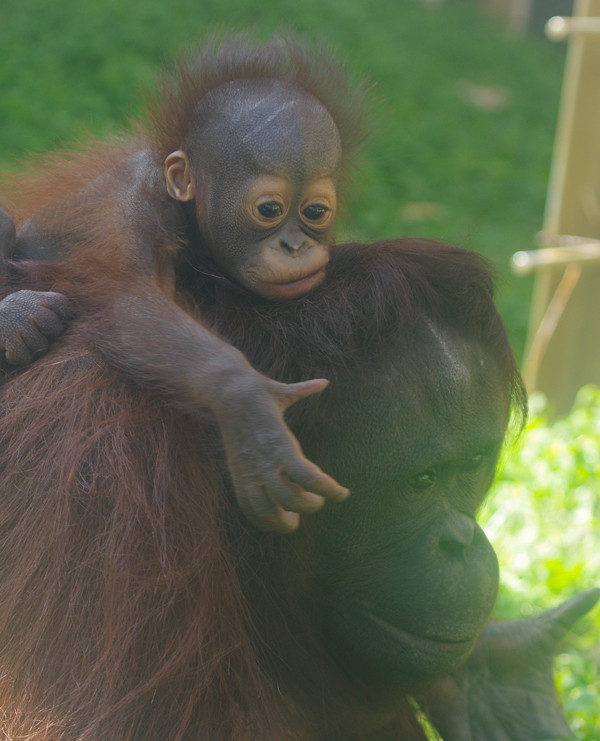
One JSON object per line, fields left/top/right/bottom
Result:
{"left": 0, "top": 139, "right": 133, "bottom": 219}
{"left": 0, "top": 239, "right": 525, "bottom": 740}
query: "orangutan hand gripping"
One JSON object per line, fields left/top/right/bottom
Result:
{"left": 0, "top": 37, "right": 361, "bottom": 532}
{"left": 0, "top": 208, "right": 73, "bottom": 365}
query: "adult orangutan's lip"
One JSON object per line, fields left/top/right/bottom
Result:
{"left": 363, "top": 611, "right": 479, "bottom": 650}
{"left": 265, "top": 267, "right": 326, "bottom": 299}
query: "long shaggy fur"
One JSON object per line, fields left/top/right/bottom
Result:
{"left": 0, "top": 238, "right": 524, "bottom": 740}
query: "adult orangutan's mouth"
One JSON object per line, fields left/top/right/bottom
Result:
{"left": 363, "top": 611, "right": 479, "bottom": 651}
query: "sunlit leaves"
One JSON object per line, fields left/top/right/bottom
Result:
{"left": 481, "top": 386, "right": 600, "bottom": 740}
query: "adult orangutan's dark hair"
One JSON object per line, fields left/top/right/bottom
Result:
{"left": 200, "top": 239, "right": 527, "bottom": 423}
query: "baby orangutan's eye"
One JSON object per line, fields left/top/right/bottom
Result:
{"left": 302, "top": 204, "right": 329, "bottom": 222}
{"left": 257, "top": 202, "right": 284, "bottom": 219}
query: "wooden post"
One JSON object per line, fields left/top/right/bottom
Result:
{"left": 522, "top": 0, "right": 600, "bottom": 413}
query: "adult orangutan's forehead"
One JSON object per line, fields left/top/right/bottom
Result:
{"left": 192, "top": 79, "right": 343, "bottom": 180}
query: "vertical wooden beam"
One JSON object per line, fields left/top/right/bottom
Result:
{"left": 523, "top": 0, "right": 600, "bottom": 413}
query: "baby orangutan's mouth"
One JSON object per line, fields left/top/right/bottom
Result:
{"left": 261, "top": 267, "right": 326, "bottom": 300}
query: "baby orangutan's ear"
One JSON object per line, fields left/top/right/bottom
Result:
{"left": 165, "top": 151, "right": 195, "bottom": 202}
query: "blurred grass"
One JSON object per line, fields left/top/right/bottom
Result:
{"left": 482, "top": 386, "right": 600, "bottom": 740}
{"left": 0, "top": 0, "right": 567, "bottom": 359}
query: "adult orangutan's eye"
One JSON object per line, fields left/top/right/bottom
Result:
{"left": 462, "top": 453, "right": 484, "bottom": 472}
{"left": 257, "top": 202, "right": 284, "bottom": 219}
{"left": 407, "top": 469, "right": 437, "bottom": 491}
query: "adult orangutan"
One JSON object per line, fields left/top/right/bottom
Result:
{"left": 0, "top": 35, "right": 368, "bottom": 533}
{"left": 0, "top": 236, "right": 595, "bottom": 740}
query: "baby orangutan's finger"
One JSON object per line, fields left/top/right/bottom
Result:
{"left": 286, "top": 457, "right": 350, "bottom": 502}
{"left": 240, "top": 484, "right": 301, "bottom": 534}
{"left": 266, "top": 470, "right": 326, "bottom": 514}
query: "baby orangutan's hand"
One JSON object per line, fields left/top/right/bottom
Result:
{"left": 215, "top": 375, "right": 350, "bottom": 533}
{"left": 0, "top": 290, "right": 74, "bottom": 365}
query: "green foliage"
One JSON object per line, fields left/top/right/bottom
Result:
{"left": 0, "top": 0, "right": 566, "bottom": 358}
{"left": 481, "top": 386, "right": 600, "bottom": 740}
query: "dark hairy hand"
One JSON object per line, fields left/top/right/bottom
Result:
{"left": 417, "top": 588, "right": 600, "bottom": 741}
{"left": 215, "top": 375, "right": 350, "bottom": 533}
{"left": 0, "top": 290, "right": 74, "bottom": 365}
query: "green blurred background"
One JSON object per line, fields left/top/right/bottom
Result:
{"left": 0, "top": 0, "right": 598, "bottom": 738}
{"left": 0, "top": 0, "right": 566, "bottom": 359}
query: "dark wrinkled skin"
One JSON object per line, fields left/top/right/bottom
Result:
{"left": 305, "top": 324, "right": 505, "bottom": 698}
{"left": 183, "top": 80, "right": 342, "bottom": 300}
{"left": 0, "top": 288, "right": 73, "bottom": 366}
{"left": 0, "top": 208, "right": 73, "bottom": 366}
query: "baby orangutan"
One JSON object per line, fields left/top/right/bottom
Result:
{"left": 0, "top": 36, "right": 366, "bottom": 532}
